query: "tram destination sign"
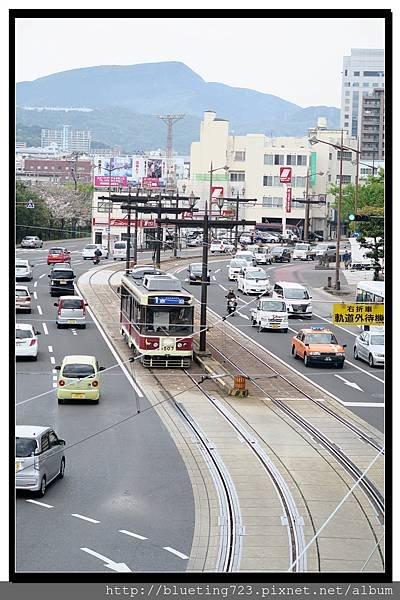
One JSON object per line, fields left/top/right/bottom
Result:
{"left": 332, "top": 303, "right": 384, "bottom": 326}
{"left": 150, "top": 296, "right": 189, "bottom": 305}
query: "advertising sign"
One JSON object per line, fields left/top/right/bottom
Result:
{"left": 142, "top": 177, "right": 164, "bottom": 188}
{"left": 285, "top": 187, "right": 292, "bottom": 213}
{"left": 94, "top": 175, "right": 128, "bottom": 187}
{"left": 332, "top": 303, "right": 384, "bottom": 326}
{"left": 146, "top": 158, "right": 163, "bottom": 179}
{"left": 280, "top": 167, "right": 292, "bottom": 183}
{"left": 211, "top": 186, "right": 224, "bottom": 204}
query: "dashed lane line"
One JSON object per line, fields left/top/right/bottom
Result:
{"left": 50, "top": 357, "right": 55, "bottom": 364}
{"left": 42, "top": 323, "right": 49, "bottom": 335}
{"left": 48, "top": 346, "right": 53, "bottom": 353}
{"left": 26, "top": 499, "right": 53, "bottom": 509}
{"left": 71, "top": 513, "right": 100, "bottom": 524}
{"left": 39, "top": 274, "right": 46, "bottom": 279}
{"left": 37, "top": 305, "right": 43, "bottom": 315}
{"left": 119, "top": 530, "right": 148, "bottom": 540}
{"left": 163, "top": 547, "right": 189, "bottom": 560}
{"left": 33, "top": 292, "right": 37, "bottom": 300}
{"left": 34, "top": 281, "right": 38, "bottom": 288}
{"left": 218, "top": 284, "right": 228, "bottom": 291}
{"left": 238, "top": 313, "right": 249, "bottom": 320}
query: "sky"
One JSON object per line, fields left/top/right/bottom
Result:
{"left": 15, "top": 16, "right": 385, "bottom": 108}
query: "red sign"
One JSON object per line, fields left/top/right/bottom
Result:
{"left": 211, "top": 186, "right": 224, "bottom": 203}
{"left": 142, "top": 177, "right": 161, "bottom": 188}
{"left": 93, "top": 218, "right": 156, "bottom": 227}
{"left": 94, "top": 175, "right": 127, "bottom": 187}
{"left": 280, "top": 167, "right": 292, "bottom": 184}
{"left": 286, "top": 188, "right": 292, "bottom": 213}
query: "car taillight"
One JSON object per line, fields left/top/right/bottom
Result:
{"left": 82, "top": 303, "right": 86, "bottom": 315}
{"left": 59, "top": 380, "right": 65, "bottom": 386}
{"left": 92, "top": 380, "right": 98, "bottom": 387}
{"left": 29, "top": 339, "right": 37, "bottom": 346}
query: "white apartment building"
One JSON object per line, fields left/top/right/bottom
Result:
{"left": 181, "top": 111, "right": 359, "bottom": 239}
{"left": 340, "top": 48, "right": 384, "bottom": 138}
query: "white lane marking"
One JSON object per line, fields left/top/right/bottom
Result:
{"left": 78, "top": 288, "right": 144, "bottom": 398}
{"left": 52, "top": 368, "right": 57, "bottom": 374}
{"left": 34, "top": 281, "right": 38, "bottom": 288}
{"left": 50, "top": 357, "right": 55, "bottom": 364}
{"left": 334, "top": 374, "right": 364, "bottom": 392}
{"left": 237, "top": 298, "right": 246, "bottom": 304}
{"left": 238, "top": 313, "right": 249, "bottom": 320}
{"left": 80, "top": 547, "right": 132, "bottom": 572}
{"left": 342, "top": 359, "right": 384, "bottom": 383}
{"left": 52, "top": 375, "right": 57, "bottom": 381}
{"left": 205, "top": 305, "right": 382, "bottom": 410}
{"left": 48, "top": 346, "right": 53, "bottom": 353}
{"left": 42, "top": 323, "right": 49, "bottom": 335}
{"left": 212, "top": 276, "right": 216, "bottom": 281}
{"left": 33, "top": 292, "right": 37, "bottom": 300}
{"left": 218, "top": 284, "right": 228, "bottom": 291}
{"left": 39, "top": 274, "right": 46, "bottom": 279}
{"left": 52, "top": 383, "right": 57, "bottom": 388}
{"left": 72, "top": 329, "right": 77, "bottom": 336}
{"left": 215, "top": 268, "right": 221, "bottom": 273}
{"left": 119, "top": 529, "right": 148, "bottom": 540}
{"left": 37, "top": 305, "right": 43, "bottom": 315}
{"left": 71, "top": 513, "right": 100, "bottom": 524}
{"left": 163, "top": 547, "right": 189, "bottom": 560}
{"left": 342, "top": 402, "right": 384, "bottom": 407}
{"left": 26, "top": 499, "right": 53, "bottom": 509}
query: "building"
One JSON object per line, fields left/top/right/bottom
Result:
{"left": 16, "top": 158, "right": 93, "bottom": 185}
{"left": 180, "top": 111, "right": 359, "bottom": 239}
{"left": 359, "top": 88, "right": 385, "bottom": 162}
{"left": 41, "top": 125, "right": 91, "bottom": 152}
{"left": 340, "top": 49, "right": 384, "bottom": 138}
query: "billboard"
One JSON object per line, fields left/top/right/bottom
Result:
{"left": 286, "top": 187, "right": 292, "bottom": 213}
{"left": 96, "top": 156, "right": 133, "bottom": 177}
{"left": 146, "top": 158, "right": 163, "bottom": 179}
{"left": 280, "top": 167, "right": 292, "bottom": 183}
{"left": 94, "top": 175, "right": 128, "bottom": 187}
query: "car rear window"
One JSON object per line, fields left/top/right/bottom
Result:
{"left": 370, "top": 335, "right": 384, "bottom": 345}
{"left": 15, "top": 289, "right": 29, "bottom": 297}
{"left": 62, "top": 364, "right": 95, "bottom": 378}
{"left": 49, "top": 248, "right": 63, "bottom": 253}
{"left": 114, "top": 242, "right": 126, "bottom": 249}
{"left": 16, "top": 329, "right": 33, "bottom": 339}
{"left": 52, "top": 270, "right": 74, "bottom": 279}
{"left": 60, "top": 299, "right": 82, "bottom": 309}
{"left": 85, "top": 245, "right": 97, "bottom": 249}
{"left": 16, "top": 437, "right": 38, "bottom": 457}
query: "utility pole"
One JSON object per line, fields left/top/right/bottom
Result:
{"left": 335, "top": 129, "right": 344, "bottom": 290}
{"left": 355, "top": 137, "right": 360, "bottom": 214}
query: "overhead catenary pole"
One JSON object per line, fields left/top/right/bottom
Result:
{"left": 355, "top": 137, "right": 360, "bottom": 214}
{"left": 125, "top": 187, "right": 132, "bottom": 275}
{"left": 335, "top": 129, "right": 344, "bottom": 291}
{"left": 303, "top": 167, "right": 310, "bottom": 241}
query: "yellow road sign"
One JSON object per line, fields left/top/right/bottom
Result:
{"left": 332, "top": 303, "right": 384, "bottom": 326}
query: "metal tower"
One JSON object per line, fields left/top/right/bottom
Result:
{"left": 156, "top": 114, "right": 185, "bottom": 190}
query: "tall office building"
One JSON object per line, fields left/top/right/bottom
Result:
{"left": 41, "top": 125, "right": 91, "bottom": 152}
{"left": 340, "top": 49, "right": 384, "bottom": 138}
{"left": 359, "top": 88, "right": 385, "bottom": 161}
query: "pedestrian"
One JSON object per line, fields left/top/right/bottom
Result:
{"left": 344, "top": 250, "right": 351, "bottom": 269}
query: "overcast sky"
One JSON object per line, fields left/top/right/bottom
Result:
{"left": 15, "top": 17, "right": 384, "bottom": 108}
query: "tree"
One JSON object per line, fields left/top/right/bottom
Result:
{"left": 329, "top": 168, "right": 384, "bottom": 221}
{"left": 34, "top": 182, "right": 93, "bottom": 227}
{"left": 357, "top": 205, "right": 384, "bottom": 281}
{"left": 16, "top": 182, "right": 51, "bottom": 242}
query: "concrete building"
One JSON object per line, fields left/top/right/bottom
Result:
{"left": 181, "top": 111, "right": 359, "bottom": 239}
{"left": 359, "top": 88, "right": 385, "bottom": 161}
{"left": 340, "top": 49, "right": 384, "bottom": 138}
{"left": 41, "top": 125, "right": 91, "bottom": 152}
{"left": 16, "top": 158, "right": 93, "bottom": 185}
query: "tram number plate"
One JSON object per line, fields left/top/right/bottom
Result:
{"left": 160, "top": 339, "right": 175, "bottom": 352}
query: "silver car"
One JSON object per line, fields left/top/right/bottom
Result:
{"left": 16, "top": 426, "right": 66, "bottom": 497}
{"left": 353, "top": 329, "right": 385, "bottom": 367}
{"left": 16, "top": 259, "right": 33, "bottom": 281}
{"left": 20, "top": 236, "right": 43, "bottom": 248}
{"left": 55, "top": 295, "right": 87, "bottom": 328}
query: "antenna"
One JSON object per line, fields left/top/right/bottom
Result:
{"left": 156, "top": 114, "right": 185, "bottom": 190}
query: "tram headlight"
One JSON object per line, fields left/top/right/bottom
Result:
{"left": 153, "top": 342, "right": 159, "bottom": 348}
{"left": 177, "top": 342, "right": 182, "bottom": 348}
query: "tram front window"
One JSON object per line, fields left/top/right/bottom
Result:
{"left": 143, "top": 306, "right": 193, "bottom": 335}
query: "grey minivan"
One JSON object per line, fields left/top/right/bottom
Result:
{"left": 55, "top": 295, "right": 87, "bottom": 328}
{"left": 16, "top": 426, "right": 66, "bottom": 497}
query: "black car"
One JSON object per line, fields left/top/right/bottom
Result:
{"left": 271, "top": 248, "right": 291, "bottom": 263}
{"left": 308, "top": 232, "right": 324, "bottom": 242}
{"left": 49, "top": 266, "right": 76, "bottom": 296}
{"left": 188, "top": 263, "right": 210, "bottom": 284}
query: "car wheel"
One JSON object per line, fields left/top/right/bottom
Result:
{"left": 292, "top": 345, "right": 299, "bottom": 359}
{"left": 250, "top": 317, "right": 256, "bottom": 326}
{"left": 80, "top": 324, "right": 86, "bottom": 329}
{"left": 59, "top": 458, "right": 65, "bottom": 479}
{"left": 282, "top": 329, "right": 288, "bottom": 333}
{"left": 93, "top": 399, "right": 99, "bottom": 405}
{"left": 353, "top": 346, "right": 359, "bottom": 360}
{"left": 369, "top": 354, "right": 375, "bottom": 368}
{"left": 56, "top": 323, "right": 61, "bottom": 329}
{"left": 37, "top": 476, "right": 46, "bottom": 498}
{"left": 58, "top": 398, "right": 65, "bottom": 405}
{"left": 113, "top": 258, "right": 116, "bottom": 261}
{"left": 31, "top": 355, "right": 38, "bottom": 361}
{"left": 337, "top": 363, "right": 344, "bottom": 369}
{"left": 304, "top": 354, "right": 310, "bottom": 367}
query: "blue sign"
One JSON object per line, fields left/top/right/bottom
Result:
{"left": 153, "top": 296, "right": 185, "bottom": 305}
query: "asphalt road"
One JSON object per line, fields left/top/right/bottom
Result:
{"left": 15, "top": 240, "right": 195, "bottom": 573}
{"left": 175, "top": 254, "right": 385, "bottom": 432}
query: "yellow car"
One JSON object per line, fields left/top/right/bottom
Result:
{"left": 55, "top": 355, "right": 105, "bottom": 404}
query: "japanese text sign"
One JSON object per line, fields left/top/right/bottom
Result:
{"left": 332, "top": 303, "right": 384, "bottom": 326}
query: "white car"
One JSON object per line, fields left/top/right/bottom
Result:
{"left": 293, "top": 243, "right": 313, "bottom": 261}
{"left": 221, "top": 239, "right": 235, "bottom": 253}
{"left": 16, "top": 324, "right": 41, "bottom": 360}
{"left": 82, "top": 244, "right": 109, "bottom": 260}
{"left": 16, "top": 285, "right": 32, "bottom": 313}
{"left": 210, "top": 240, "right": 226, "bottom": 254}
{"left": 253, "top": 247, "right": 273, "bottom": 265}
{"left": 227, "top": 258, "right": 248, "bottom": 281}
{"left": 353, "top": 329, "right": 385, "bottom": 367}
{"left": 263, "top": 233, "right": 280, "bottom": 243}
{"left": 16, "top": 259, "right": 33, "bottom": 281}
{"left": 250, "top": 298, "right": 288, "bottom": 332}
{"left": 235, "top": 250, "right": 255, "bottom": 266}
{"left": 272, "top": 281, "right": 312, "bottom": 318}
{"left": 239, "top": 234, "right": 252, "bottom": 245}
{"left": 237, "top": 267, "right": 272, "bottom": 295}
{"left": 20, "top": 236, "right": 43, "bottom": 248}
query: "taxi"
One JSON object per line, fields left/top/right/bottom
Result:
{"left": 55, "top": 355, "right": 105, "bottom": 404}
{"left": 291, "top": 326, "right": 346, "bottom": 368}
{"left": 47, "top": 247, "right": 71, "bottom": 265}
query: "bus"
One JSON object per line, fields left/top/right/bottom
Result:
{"left": 355, "top": 281, "right": 385, "bottom": 304}
{"left": 119, "top": 273, "right": 195, "bottom": 368}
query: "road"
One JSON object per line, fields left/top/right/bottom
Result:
{"left": 15, "top": 240, "right": 194, "bottom": 573}
{"left": 175, "top": 254, "right": 384, "bottom": 432}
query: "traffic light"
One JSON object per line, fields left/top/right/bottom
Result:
{"left": 348, "top": 213, "right": 370, "bottom": 222}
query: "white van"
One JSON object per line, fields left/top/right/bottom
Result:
{"left": 250, "top": 298, "right": 288, "bottom": 332}
{"left": 272, "top": 281, "right": 312, "bottom": 318}
{"left": 293, "top": 243, "right": 313, "bottom": 261}
{"left": 113, "top": 241, "right": 133, "bottom": 261}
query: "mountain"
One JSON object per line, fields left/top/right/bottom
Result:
{"left": 16, "top": 62, "right": 340, "bottom": 152}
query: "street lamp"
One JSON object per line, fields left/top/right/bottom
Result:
{"left": 217, "top": 195, "right": 224, "bottom": 216}
{"left": 303, "top": 170, "right": 324, "bottom": 240}
{"left": 98, "top": 159, "right": 121, "bottom": 255}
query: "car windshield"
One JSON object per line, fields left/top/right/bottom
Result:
{"left": 295, "top": 244, "right": 308, "bottom": 250}
{"left": 60, "top": 299, "right": 82, "bottom": 309}
{"left": 52, "top": 270, "right": 74, "bottom": 279}
{"left": 230, "top": 260, "right": 247, "bottom": 268}
{"left": 62, "top": 364, "right": 95, "bottom": 378}
{"left": 260, "top": 301, "right": 286, "bottom": 311}
{"left": 16, "top": 263, "right": 28, "bottom": 268}
{"left": 190, "top": 264, "right": 202, "bottom": 273}
{"left": 315, "top": 245, "right": 328, "bottom": 252}
{"left": 15, "top": 289, "right": 28, "bottom": 297}
{"left": 16, "top": 437, "right": 38, "bottom": 457}
{"left": 114, "top": 243, "right": 126, "bottom": 249}
{"left": 370, "top": 335, "right": 384, "bottom": 345}
{"left": 246, "top": 271, "right": 267, "bottom": 280}
{"left": 285, "top": 289, "right": 309, "bottom": 299}
{"left": 49, "top": 248, "right": 63, "bottom": 254}
{"left": 85, "top": 245, "right": 97, "bottom": 249}
{"left": 305, "top": 333, "right": 338, "bottom": 344}
{"left": 16, "top": 329, "right": 33, "bottom": 339}
{"left": 272, "top": 248, "right": 283, "bottom": 254}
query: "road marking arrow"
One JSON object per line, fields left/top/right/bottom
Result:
{"left": 80, "top": 547, "right": 132, "bottom": 572}
{"left": 334, "top": 374, "right": 364, "bottom": 392}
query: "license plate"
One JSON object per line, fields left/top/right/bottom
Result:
{"left": 71, "top": 393, "right": 84, "bottom": 399}
{"left": 67, "top": 320, "right": 76, "bottom": 324}
{"left": 270, "top": 324, "right": 280, "bottom": 329}
{"left": 15, "top": 462, "right": 21, "bottom": 471}
{"left": 324, "top": 357, "right": 332, "bottom": 361}
{"left": 60, "top": 280, "right": 67, "bottom": 284}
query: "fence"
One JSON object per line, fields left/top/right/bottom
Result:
{"left": 16, "top": 223, "right": 91, "bottom": 244}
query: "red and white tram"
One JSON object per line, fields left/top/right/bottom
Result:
{"left": 119, "top": 273, "right": 195, "bottom": 367}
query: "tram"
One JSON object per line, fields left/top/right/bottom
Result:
{"left": 119, "top": 273, "right": 195, "bottom": 367}
{"left": 355, "top": 280, "right": 385, "bottom": 304}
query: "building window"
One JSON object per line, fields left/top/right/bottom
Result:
{"left": 344, "top": 122, "right": 349, "bottom": 128}
{"left": 363, "top": 83, "right": 370, "bottom": 87}
{"left": 344, "top": 69, "right": 348, "bottom": 76}
{"left": 294, "top": 176, "right": 306, "bottom": 187}
{"left": 264, "top": 154, "right": 273, "bottom": 165}
{"left": 328, "top": 174, "right": 332, "bottom": 182}
{"left": 263, "top": 176, "right": 273, "bottom": 186}
{"left": 363, "top": 71, "right": 384, "bottom": 77}
{"left": 234, "top": 151, "right": 246, "bottom": 161}
{"left": 344, "top": 114, "right": 349, "bottom": 119}
{"left": 354, "top": 71, "right": 360, "bottom": 76}
{"left": 230, "top": 172, "right": 245, "bottom": 182}
{"left": 329, "top": 153, "right": 332, "bottom": 160}
{"left": 353, "top": 83, "right": 359, "bottom": 87}
{"left": 273, "top": 176, "right": 283, "bottom": 186}
{"left": 337, "top": 151, "right": 353, "bottom": 161}
{"left": 345, "top": 91, "right": 350, "bottom": 97}
{"left": 337, "top": 175, "right": 352, "bottom": 184}
{"left": 286, "top": 155, "right": 296, "bottom": 165}
{"left": 345, "top": 82, "right": 351, "bottom": 87}
{"left": 274, "top": 154, "right": 284, "bottom": 165}
{"left": 297, "top": 155, "right": 307, "bottom": 166}
{"left": 262, "top": 197, "right": 283, "bottom": 208}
